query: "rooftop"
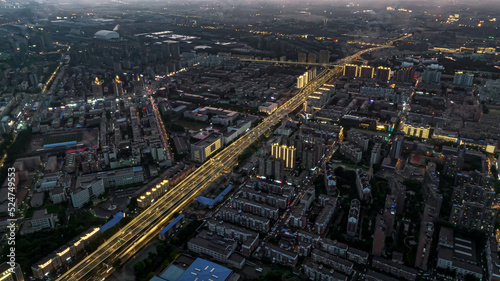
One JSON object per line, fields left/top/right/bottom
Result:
{"left": 176, "top": 258, "right": 232, "bottom": 281}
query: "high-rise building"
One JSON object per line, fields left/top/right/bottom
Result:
{"left": 359, "top": 65, "right": 375, "bottom": 79}
{"left": 0, "top": 262, "right": 25, "bottom": 281}
{"left": 298, "top": 53, "right": 307, "bottom": 63}
{"left": 113, "top": 75, "right": 124, "bottom": 97}
{"left": 92, "top": 77, "right": 103, "bottom": 98}
{"left": 390, "top": 134, "right": 404, "bottom": 159}
{"left": 308, "top": 53, "right": 317, "bottom": 63}
{"left": 355, "top": 169, "right": 371, "bottom": 202}
{"left": 274, "top": 159, "right": 284, "bottom": 181}
{"left": 372, "top": 214, "right": 386, "bottom": 256}
{"left": 113, "top": 61, "right": 122, "bottom": 73}
{"left": 384, "top": 195, "right": 396, "bottom": 236}
{"left": 347, "top": 199, "right": 360, "bottom": 237}
{"left": 450, "top": 180, "right": 496, "bottom": 233}
{"left": 134, "top": 76, "right": 143, "bottom": 95}
{"left": 422, "top": 69, "right": 442, "bottom": 84}
{"left": 271, "top": 142, "right": 296, "bottom": 169}
{"left": 393, "top": 67, "right": 415, "bottom": 82}
{"left": 376, "top": 66, "right": 391, "bottom": 81}
{"left": 297, "top": 76, "right": 304, "bottom": 88}
{"left": 415, "top": 205, "right": 436, "bottom": 270}
{"left": 169, "top": 42, "right": 180, "bottom": 58}
{"left": 343, "top": 64, "right": 358, "bottom": 78}
{"left": 390, "top": 178, "right": 406, "bottom": 214}
{"left": 453, "top": 71, "right": 474, "bottom": 86}
{"left": 318, "top": 50, "right": 330, "bottom": 64}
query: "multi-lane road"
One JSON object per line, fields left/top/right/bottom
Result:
{"left": 55, "top": 36, "right": 406, "bottom": 281}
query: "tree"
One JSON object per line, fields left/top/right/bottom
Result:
{"left": 170, "top": 124, "right": 185, "bottom": 133}
{"left": 464, "top": 274, "right": 480, "bottom": 281}
{"left": 127, "top": 197, "right": 138, "bottom": 211}
{"left": 483, "top": 105, "right": 490, "bottom": 114}
{"left": 334, "top": 166, "right": 344, "bottom": 177}
{"left": 133, "top": 261, "right": 145, "bottom": 273}
{"left": 155, "top": 243, "right": 166, "bottom": 256}
{"left": 144, "top": 272, "right": 156, "bottom": 281}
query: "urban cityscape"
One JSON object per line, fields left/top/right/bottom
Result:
{"left": 0, "top": 0, "right": 500, "bottom": 281}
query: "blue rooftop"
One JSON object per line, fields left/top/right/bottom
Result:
{"left": 159, "top": 214, "right": 184, "bottom": 235}
{"left": 43, "top": 140, "right": 77, "bottom": 148}
{"left": 159, "top": 264, "right": 185, "bottom": 281}
{"left": 177, "top": 258, "right": 232, "bottom": 281}
{"left": 100, "top": 212, "right": 125, "bottom": 233}
{"left": 149, "top": 277, "right": 167, "bottom": 281}
{"left": 196, "top": 185, "right": 233, "bottom": 206}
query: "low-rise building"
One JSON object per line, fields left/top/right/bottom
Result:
{"left": 303, "top": 261, "right": 348, "bottom": 281}
{"left": 311, "top": 249, "right": 353, "bottom": 275}
{"left": 339, "top": 142, "right": 362, "bottom": 163}
{"left": 259, "top": 102, "right": 278, "bottom": 114}
{"left": 21, "top": 209, "right": 55, "bottom": 234}
{"left": 70, "top": 176, "right": 105, "bottom": 208}
{"left": 187, "top": 230, "right": 245, "bottom": 269}
{"left": 207, "top": 219, "right": 259, "bottom": 257}
{"left": 191, "top": 132, "right": 223, "bottom": 163}
{"left": 372, "top": 256, "right": 418, "bottom": 281}
{"left": 218, "top": 207, "right": 270, "bottom": 233}
{"left": 263, "top": 243, "right": 298, "bottom": 267}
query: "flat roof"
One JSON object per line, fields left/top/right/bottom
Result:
{"left": 159, "top": 214, "right": 184, "bottom": 235}
{"left": 159, "top": 264, "right": 185, "bottom": 281}
{"left": 176, "top": 258, "right": 232, "bottom": 281}
{"left": 100, "top": 212, "right": 125, "bottom": 233}
{"left": 196, "top": 184, "right": 232, "bottom": 206}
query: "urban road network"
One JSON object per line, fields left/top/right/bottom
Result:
{"left": 56, "top": 35, "right": 409, "bottom": 281}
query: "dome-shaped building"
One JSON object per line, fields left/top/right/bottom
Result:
{"left": 94, "top": 30, "right": 119, "bottom": 40}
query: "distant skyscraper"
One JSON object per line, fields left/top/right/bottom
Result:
{"left": 297, "top": 76, "right": 304, "bottom": 88}
{"left": 422, "top": 69, "right": 442, "bottom": 84}
{"left": 453, "top": 71, "right": 474, "bottom": 86}
{"left": 113, "top": 75, "right": 124, "bottom": 97}
{"left": 308, "top": 53, "right": 317, "bottom": 63}
{"left": 169, "top": 42, "right": 180, "bottom": 58}
{"left": 271, "top": 142, "right": 296, "bottom": 169}
{"left": 319, "top": 50, "right": 330, "bottom": 64}
{"left": 298, "top": 53, "right": 307, "bottom": 63}
{"left": 92, "top": 77, "right": 103, "bottom": 98}
{"left": 393, "top": 67, "right": 415, "bottom": 82}
{"left": 375, "top": 66, "right": 391, "bottom": 81}
{"left": 113, "top": 61, "right": 122, "bottom": 73}
{"left": 134, "top": 76, "right": 143, "bottom": 95}
{"left": 359, "top": 65, "right": 375, "bottom": 79}
{"left": 343, "top": 64, "right": 358, "bottom": 78}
